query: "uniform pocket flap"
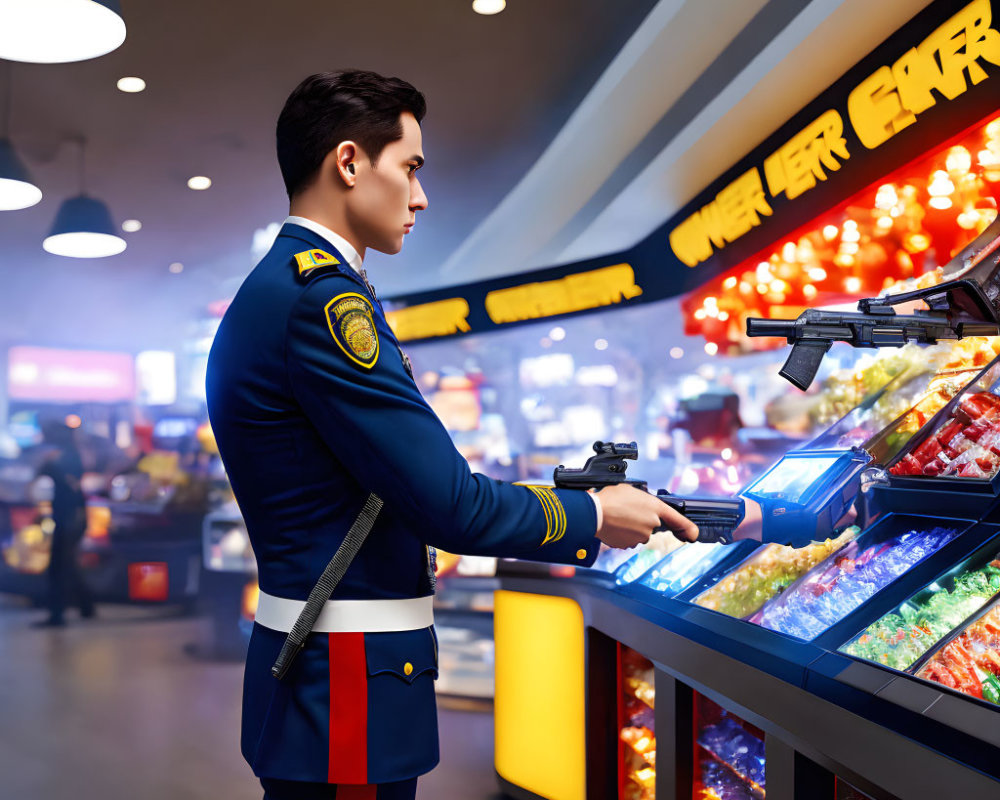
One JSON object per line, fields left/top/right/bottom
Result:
{"left": 364, "top": 627, "right": 438, "bottom": 684}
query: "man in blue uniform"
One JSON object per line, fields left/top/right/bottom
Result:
{"left": 207, "top": 70, "right": 697, "bottom": 800}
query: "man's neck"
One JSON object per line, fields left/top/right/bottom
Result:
{"left": 287, "top": 204, "right": 366, "bottom": 262}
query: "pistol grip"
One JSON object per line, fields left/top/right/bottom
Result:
{"left": 779, "top": 340, "right": 832, "bottom": 391}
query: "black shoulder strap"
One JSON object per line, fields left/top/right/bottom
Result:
{"left": 271, "top": 493, "right": 383, "bottom": 680}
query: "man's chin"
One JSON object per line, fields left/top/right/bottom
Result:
{"left": 372, "top": 239, "right": 404, "bottom": 256}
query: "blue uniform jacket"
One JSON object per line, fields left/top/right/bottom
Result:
{"left": 206, "top": 223, "right": 600, "bottom": 785}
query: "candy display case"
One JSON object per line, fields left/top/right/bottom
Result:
{"left": 869, "top": 354, "right": 1000, "bottom": 519}
{"left": 839, "top": 529, "right": 1000, "bottom": 672}
{"left": 591, "top": 546, "right": 639, "bottom": 576}
{"left": 631, "top": 540, "right": 758, "bottom": 598}
{"left": 693, "top": 693, "right": 765, "bottom": 800}
{"left": 860, "top": 364, "right": 991, "bottom": 466}
{"left": 911, "top": 594, "right": 1000, "bottom": 708}
{"left": 744, "top": 360, "right": 990, "bottom": 546}
{"left": 685, "top": 530, "right": 858, "bottom": 621}
{"left": 620, "top": 646, "right": 657, "bottom": 800}
{"left": 612, "top": 535, "right": 690, "bottom": 587}
{"left": 749, "top": 514, "right": 971, "bottom": 642}
{"left": 810, "top": 357, "right": 989, "bottom": 454}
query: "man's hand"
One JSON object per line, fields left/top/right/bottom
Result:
{"left": 594, "top": 484, "right": 699, "bottom": 549}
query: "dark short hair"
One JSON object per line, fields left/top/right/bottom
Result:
{"left": 276, "top": 70, "right": 427, "bottom": 198}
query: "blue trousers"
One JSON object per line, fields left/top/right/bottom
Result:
{"left": 260, "top": 777, "right": 418, "bottom": 800}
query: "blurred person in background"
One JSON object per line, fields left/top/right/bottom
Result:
{"left": 34, "top": 419, "right": 94, "bottom": 627}
{"left": 207, "top": 69, "right": 695, "bottom": 800}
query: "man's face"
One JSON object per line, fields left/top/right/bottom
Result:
{"left": 347, "top": 111, "right": 427, "bottom": 255}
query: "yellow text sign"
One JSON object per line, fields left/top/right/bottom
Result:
{"left": 849, "top": 0, "right": 1000, "bottom": 149}
{"left": 669, "top": 168, "right": 773, "bottom": 267}
{"left": 385, "top": 297, "right": 471, "bottom": 342}
{"left": 764, "top": 109, "right": 850, "bottom": 200}
{"left": 484, "top": 263, "right": 642, "bottom": 324}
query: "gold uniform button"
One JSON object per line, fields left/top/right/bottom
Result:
{"left": 404, "top": 662, "right": 414, "bottom": 676}
{"left": 576, "top": 549, "right": 588, "bottom": 560}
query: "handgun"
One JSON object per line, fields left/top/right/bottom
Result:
{"left": 553, "top": 441, "right": 745, "bottom": 543}
{"left": 746, "top": 216, "right": 1000, "bottom": 391}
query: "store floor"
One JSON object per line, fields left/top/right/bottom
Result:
{"left": 0, "top": 597, "right": 502, "bottom": 800}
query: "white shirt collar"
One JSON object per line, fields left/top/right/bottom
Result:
{"left": 284, "top": 215, "right": 364, "bottom": 275}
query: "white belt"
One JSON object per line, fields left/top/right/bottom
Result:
{"left": 254, "top": 591, "right": 434, "bottom": 634}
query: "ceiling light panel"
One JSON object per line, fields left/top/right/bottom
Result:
{"left": 0, "top": 0, "right": 127, "bottom": 64}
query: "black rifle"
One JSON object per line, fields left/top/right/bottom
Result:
{"left": 552, "top": 441, "right": 744, "bottom": 544}
{"left": 746, "top": 216, "right": 1000, "bottom": 391}
{"left": 746, "top": 309, "right": 1000, "bottom": 391}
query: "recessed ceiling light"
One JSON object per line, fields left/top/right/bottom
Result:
{"left": 117, "top": 76, "right": 146, "bottom": 93}
{"left": 121, "top": 219, "right": 142, "bottom": 232}
{"left": 472, "top": 0, "right": 506, "bottom": 14}
{"left": 0, "top": 0, "right": 127, "bottom": 64}
{"left": 169, "top": 262, "right": 184, "bottom": 274}
{"left": 187, "top": 175, "right": 211, "bottom": 190}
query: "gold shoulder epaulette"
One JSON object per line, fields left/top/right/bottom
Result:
{"left": 294, "top": 249, "right": 340, "bottom": 275}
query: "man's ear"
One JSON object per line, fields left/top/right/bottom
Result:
{"left": 333, "top": 141, "right": 359, "bottom": 187}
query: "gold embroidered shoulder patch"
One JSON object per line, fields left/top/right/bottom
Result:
{"left": 295, "top": 249, "right": 340, "bottom": 275}
{"left": 325, "top": 292, "right": 379, "bottom": 369}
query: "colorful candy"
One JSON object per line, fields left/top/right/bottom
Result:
{"left": 752, "top": 527, "right": 959, "bottom": 640}
{"left": 640, "top": 542, "right": 733, "bottom": 595}
{"left": 698, "top": 716, "right": 766, "bottom": 794}
{"left": 916, "top": 602, "right": 1000, "bottom": 704}
{"left": 699, "top": 760, "right": 759, "bottom": 800}
{"left": 693, "top": 530, "right": 856, "bottom": 619}
{"left": 891, "top": 391, "right": 1000, "bottom": 479}
{"left": 842, "top": 560, "right": 1000, "bottom": 670}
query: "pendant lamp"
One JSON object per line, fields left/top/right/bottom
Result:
{"left": 0, "top": 139, "right": 41, "bottom": 211}
{"left": 43, "top": 139, "right": 126, "bottom": 258}
{"left": 0, "top": 0, "right": 127, "bottom": 64}
{"left": 0, "top": 65, "right": 42, "bottom": 210}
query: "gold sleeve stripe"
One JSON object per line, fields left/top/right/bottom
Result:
{"left": 534, "top": 488, "right": 560, "bottom": 544}
{"left": 524, "top": 486, "right": 553, "bottom": 538}
{"left": 519, "top": 485, "right": 567, "bottom": 546}
{"left": 545, "top": 488, "right": 567, "bottom": 545}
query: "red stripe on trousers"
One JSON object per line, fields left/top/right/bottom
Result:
{"left": 328, "top": 632, "right": 368, "bottom": 783}
{"left": 336, "top": 785, "right": 378, "bottom": 800}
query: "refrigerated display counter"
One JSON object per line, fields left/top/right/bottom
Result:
{"left": 495, "top": 503, "right": 1000, "bottom": 800}
{"left": 494, "top": 406, "right": 1000, "bottom": 799}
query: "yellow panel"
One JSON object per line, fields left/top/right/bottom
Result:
{"left": 494, "top": 590, "right": 586, "bottom": 800}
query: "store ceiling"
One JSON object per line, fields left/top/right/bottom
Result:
{"left": 0, "top": 0, "right": 659, "bottom": 351}
{"left": 0, "top": 0, "right": 936, "bottom": 358}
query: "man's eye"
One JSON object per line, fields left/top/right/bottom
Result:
{"left": 408, "top": 165, "right": 418, "bottom": 174}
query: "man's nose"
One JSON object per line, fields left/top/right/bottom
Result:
{"left": 410, "top": 179, "right": 428, "bottom": 211}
